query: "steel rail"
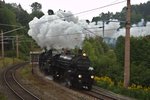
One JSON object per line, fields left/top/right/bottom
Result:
{"left": 3, "top": 63, "right": 40, "bottom": 100}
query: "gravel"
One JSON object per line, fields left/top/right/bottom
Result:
{"left": 16, "top": 64, "right": 95, "bottom": 100}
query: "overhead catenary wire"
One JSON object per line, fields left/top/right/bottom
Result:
{"left": 1, "top": 26, "right": 149, "bottom": 39}
{"left": 74, "top": 0, "right": 126, "bottom": 16}
{"left": 0, "top": 23, "right": 22, "bottom": 27}
{"left": 37, "top": 0, "right": 126, "bottom": 24}
{"left": 2, "top": 27, "right": 25, "bottom": 35}
{"left": 0, "top": 1, "right": 126, "bottom": 27}
{"left": 0, "top": 0, "right": 126, "bottom": 39}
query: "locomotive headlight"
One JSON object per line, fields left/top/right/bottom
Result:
{"left": 88, "top": 67, "right": 94, "bottom": 71}
{"left": 91, "top": 75, "right": 94, "bottom": 79}
{"left": 83, "top": 53, "right": 86, "bottom": 56}
{"left": 78, "top": 74, "right": 82, "bottom": 78}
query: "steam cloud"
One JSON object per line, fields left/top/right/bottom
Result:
{"left": 28, "top": 10, "right": 120, "bottom": 50}
{"left": 115, "top": 19, "right": 150, "bottom": 38}
{"left": 28, "top": 11, "right": 150, "bottom": 50}
{"left": 28, "top": 10, "right": 84, "bottom": 49}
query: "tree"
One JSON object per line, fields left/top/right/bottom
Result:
{"left": 0, "top": 6, "right": 17, "bottom": 33}
{"left": 92, "top": 1, "right": 150, "bottom": 27}
{"left": 30, "top": 11, "right": 44, "bottom": 19}
{"left": 115, "top": 36, "right": 125, "bottom": 66}
{"left": 5, "top": 3, "right": 31, "bottom": 27}
{"left": 30, "top": 2, "right": 44, "bottom": 19}
{"left": 115, "top": 36, "right": 150, "bottom": 86}
{"left": 31, "top": 2, "right": 42, "bottom": 12}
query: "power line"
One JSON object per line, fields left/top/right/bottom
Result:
{"left": 74, "top": 0, "right": 126, "bottom": 15}
{"left": 38, "top": 0, "right": 126, "bottom": 24}
{"left": 0, "top": 23, "right": 22, "bottom": 27}
{"left": 3, "top": 27, "right": 25, "bottom": 35}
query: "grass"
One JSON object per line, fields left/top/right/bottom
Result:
{"left": 0, "top": 93, "right": 6, "bottom": 100}
{"left": 19, "top": 64, "right": 33, "bottom": 78}
{"left": 18, "top": 64, "right": 39, "bottom": 87}
{"left": 0, "top": 57, "right": 22, "bottom": 68}
{"left": 0, "top": 57, "right": 23, "bottom": 100}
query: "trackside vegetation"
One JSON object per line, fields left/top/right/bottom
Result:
{"left": 0, "top": 58, "right": 23, "bottom": 100}
{"left": 0, "top": 1, "right": 150, "bottom": 99}
{"left": 83, "top": 36, "right": 150, "bottom": 100}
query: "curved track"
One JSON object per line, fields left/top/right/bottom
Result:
{"left": 82, "top": 86, "right": 135, "bottom": 100}
{"left": 3, "top": 62, "right": 40, "bottom": 100}
{"left": 83, "top": 87, "right": 116, "bottom": 100}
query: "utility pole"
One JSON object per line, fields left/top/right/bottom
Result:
{"left": 1, "top": 30, "right": 5, "bottom": 66}
{"left": 124, "top": 0, "right": 131, "bottom": 88}
{"left": 1, "top": 30, "right": 4, "bottom": 58}
{"left": 30, "top": 41, "right": 34, "bottom": 74}
{"left": 16, "top": 35, "right": 19, "bottom": 58}
{"left": 102, "top": 21, "right": 105, "bottom": 38}
{"left": 12, "top": 38, "right": 15, "bottom": 64}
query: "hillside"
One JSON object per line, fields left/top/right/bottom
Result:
{"left": 92, "top": 1, "right": 150, "bottom": 26}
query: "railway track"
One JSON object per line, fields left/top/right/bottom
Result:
{"left": 34, "top": 65, "right": 135, "bottom": 100}
{"left": 82, "top": 86, "right": 136, "bottom": 100}
{"left": 3, "top": 62, "right": 40, "bottom": 100}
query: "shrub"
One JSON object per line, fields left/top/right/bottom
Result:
{"left": 95, "top": 76, "right": 150, "bottom": 100}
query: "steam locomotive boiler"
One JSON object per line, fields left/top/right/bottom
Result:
{"left": 39, "top": 49, "right": 95, "bottom": 90}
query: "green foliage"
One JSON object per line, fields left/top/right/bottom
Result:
{"left": 130, "top": 36, "right": 150, "bottom": 86}
{"left": 30, "top": 11, "right": 44, "bottom": 19}
{"left": 92, "top": 12, "right": 114, "bottom": 24}
{"left": 0, "top": 2, "right": 41, "bottom": 60}
{"left": 30, "top": 2, "right": 44, "bottom": 19}
{"left": 115, "top": 35, "right": 150, "bottom": 86}
{"left": 0, "top": 57, "right": 22, "bottom": 68}
{"left": 82, "top": 37, "right": 122, "bottom": 81}
{"left": 92, "top": 1, "right": 150, "bottom": 27}
{"left": 95, "top": 76, "right": 150, "bottom": 100}
{"left": 5, "top": 3, "right": 32, "bottom": 27}
{"left": 130, "top": 36, "right": 150, "bottom": 67}
{"left": 20, "top": 64, "right": 32, "bottom": 77}
{"left": 0, "top": 6, "right": 17, "bottom": 33}
{"left": 31, "top": 2, "right": 42, "bottom": 12}
{"left": 82, "top": 37, "right": 106, "bottom": 66}
{"left": 115, "top": 36, "right": 125, "bottom": 66}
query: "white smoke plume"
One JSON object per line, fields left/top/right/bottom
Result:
{"left": 28, "top": 10, "right": 84, "bottom": 50}
{"left": 115, "top": 21, "right": 150, "bottom": 38}
{"left": 28, "top": 10, "right": 121, "bottom": 50}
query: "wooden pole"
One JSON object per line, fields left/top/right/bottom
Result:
{"left": 102, "top": 21, "right": 105, "bottom": 38}
{"left": 16, "top": 35, "right": 19, "bottom": 58}
{"left": 1, "top": 30, "right": 5, "bottom": 66}
{"left": 124, "top": 0, "right": 131, "bottom": 88}
{"left": 12, "top": 38, "right": 15, "bottom": 64}
{"left": 1, "top": 30, "right": 4, "bottom": 58}
{"left": 31, "top": 41, "right": 34, "bottom": 74}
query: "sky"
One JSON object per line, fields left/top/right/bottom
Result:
{"left": 4, "top": 0, "right": 150, "bottom": 20}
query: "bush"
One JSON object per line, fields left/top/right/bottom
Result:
{"left": 95, "top": 76, "right": 150, "bottom": 100}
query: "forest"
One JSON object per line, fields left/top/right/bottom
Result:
{"left": 0, "top": 0, "right": 150, "bottom": 99}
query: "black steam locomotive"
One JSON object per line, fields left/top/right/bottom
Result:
{"left": 39, "top": 49, "right": 95, "bottom": 90}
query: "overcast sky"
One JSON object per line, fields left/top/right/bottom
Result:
{"left": 4, "top": 0, "right": 150, "bottom": 20}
